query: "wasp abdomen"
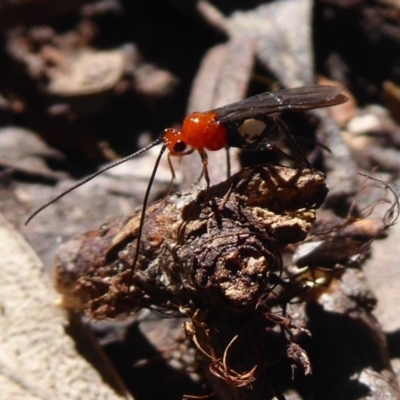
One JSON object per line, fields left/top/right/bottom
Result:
{"left": 237, "top": 118, "right": 267, "bottom": 144}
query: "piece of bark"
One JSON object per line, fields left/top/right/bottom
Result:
{"left": 53, "top": 162, "right": 400, "bottom": 399}
{"left": 54, "top": 165, "right": 329, "bottom": 399}
{"left": 54, "top": 165, "right": 327, "bottom": 317}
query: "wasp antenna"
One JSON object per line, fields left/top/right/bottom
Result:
{"left": 25, "top": 138, "right": 164, "bottom": 225}
{"left": 128, "top": 143, "right": 168, "bottom": 286}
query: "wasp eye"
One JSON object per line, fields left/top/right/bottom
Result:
{"left": 173, "top": 140, "right": 187, "bottom": 153}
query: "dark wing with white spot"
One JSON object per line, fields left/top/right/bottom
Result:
{"left": 213, "top": 85, "right": 348, "bottom": 124}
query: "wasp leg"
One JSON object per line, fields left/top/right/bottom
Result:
{"left": 198, "top": 150, "right": 210, "bottom": 194}
{"left": 225, "top": 147, "right": 231, "bottom": 179}
{"left": 273, "top": 118, "right": 312, "bottom": 168}
{"left": 166, "top": 152, "right": 178, "bottom": 197}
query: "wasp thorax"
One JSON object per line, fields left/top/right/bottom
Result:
{"left": 237, "top": 118, "right": 267, "bottom": 143}
{"left": 182, "top": 111, "right": 228, "bottom": 151}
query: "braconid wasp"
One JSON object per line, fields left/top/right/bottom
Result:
{"left": 26, "top": 85, "right": 348, "bottom": 283}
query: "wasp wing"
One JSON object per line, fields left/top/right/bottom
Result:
{"left": 214, "top": 85, "right": 347, "bottom": 124}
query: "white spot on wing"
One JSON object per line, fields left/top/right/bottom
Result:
{"left": 237, "top": 118, "right": 266, "bottom": 143}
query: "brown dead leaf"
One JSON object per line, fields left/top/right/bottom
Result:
{"left": 0, "top": 213, "right": 132, "bottom": 400}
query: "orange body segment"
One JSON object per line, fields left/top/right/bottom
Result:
{"left": 182, "top": 111, "right": 228, "bottom": 151}
{"left": 162, "top": 128, "right": 181, "bottom": 153}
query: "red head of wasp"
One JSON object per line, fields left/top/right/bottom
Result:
{"left": 26, "top": 85, "right": 347, "bottom": 284}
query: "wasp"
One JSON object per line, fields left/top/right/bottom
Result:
{"left": 26, "top": 85, "right": 347, "bottom": 280}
